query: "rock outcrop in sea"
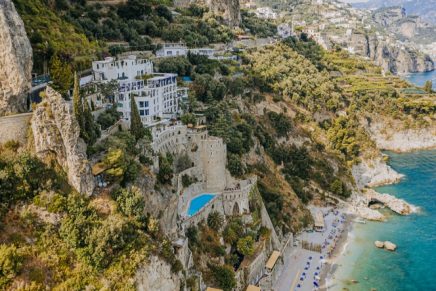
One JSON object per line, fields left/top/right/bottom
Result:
{"left": 31, "top": 87, "right": 95, "bottom": 196}
{"left": 365, "top": 189, "right": 418, "bottom": 215}
{"left": 0, "top": 0, "right": 33, "bottom": 116}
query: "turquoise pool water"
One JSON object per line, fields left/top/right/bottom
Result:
{"left": 188, "top": 194, "right": 215, "bottom": 217}
{"left": 333, "top": 150, "right": 436, "bottom": 290}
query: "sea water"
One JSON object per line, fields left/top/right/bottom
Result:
{"left": 405, "top": 70, "right": 436, "bottom": 89}
{"left": 332, "top": 150, "right": 436, "bottom": 291}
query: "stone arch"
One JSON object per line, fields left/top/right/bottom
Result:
{"left": 232, "top": 202, "right": 240, "bottom": 216}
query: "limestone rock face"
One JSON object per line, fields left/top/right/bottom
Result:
{"left": 349, "top": 32, "right": 434, "bottom": 74}
{"left": 206, "top": 0, "right": 241, "bottom": 27}
{"left": 136, "top": 256, "right": 180, "bottom": 291}
{"left": 31, "top": 87, "right": 95, "bottom": 196}
{"left": 174, "top": 0, "right": 241, "bottom": 27}
{"left": 0, "top": 0, "right": 32, "bottom": 116}
{"left": 366, "top": 121, "right": 436, "bottom": 152}
{"left": 352, "top": 158, "right": 403, "bottom": 189}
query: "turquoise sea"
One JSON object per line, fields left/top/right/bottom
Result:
{"left": 405, "top": 70, "right": 436, "bottom": 89}
{"left": 332, "top": 150, "right": 436, "bottom": 291}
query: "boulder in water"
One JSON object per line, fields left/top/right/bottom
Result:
{"left": 384, "top": 241, "right": 397, "bottom": 251}
{"left": 374, "top": 241, "right": 384, "bottom": 248}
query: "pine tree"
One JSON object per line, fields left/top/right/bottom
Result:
{"left": 424, "top": 80, "right": 433, "bottom": 93}
{"left": 50, "top": 55, "right": 73, "bottom": 98}
{"left": 72, "top": 72, "right": 85, "bottom": 134}
{"left": 130, "top": 95, "right": 146, "bottom": 141}
{"left": 84, "top": 98, "right": 100, "bottom": 145}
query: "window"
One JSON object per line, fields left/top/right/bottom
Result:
{"left": 139, "top": 101, "right": 145, "bottom": 107}
{"left": 145, "top": 109, "right": 149, "bottom": 116}
{"left": 139, "top": 110, "right": 145, "bottom": 116}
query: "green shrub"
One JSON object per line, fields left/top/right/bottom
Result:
{"left": 237, "top": 236, "right": 255, "bottom": 256}
{"left": 207, "top": 211, "right": 224, "bottom": 232}
{"left": 0, "top": 244, "right": 22, "bottom": 287}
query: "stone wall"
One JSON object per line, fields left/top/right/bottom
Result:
{"left": 0, "top": 0, "right": 32, "bottom": 116}
{"left": 151, "top": 124, "right": 188, "bottom": 154}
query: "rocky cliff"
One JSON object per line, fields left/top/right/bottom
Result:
{"left": 206, "top": 0, "right": 241, "bottom": 27}
{"left": 135, "top": 256, "right": 181, "bottom": 291}
{"left": 366, "top": 121, "right": 436, "bottom": 152}
{"left": 31, "top": 87, "right": 95, "bottom": 196}
{"left": 349, "top": 32, "right": 434, "bottom": 74}
{"left": 0, "top": 0, "right": 32, "bottom": 116}
{"left": 175, "top": 0, "right": 241, "bottom": 27}
{"left": 352, "top": 157, "right": 403, "bottom": 189}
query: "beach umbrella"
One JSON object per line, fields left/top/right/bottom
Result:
{"left": 313, "top": 281, "right": 319, "bottom": 287}
{"left": 315, "top": 272, "right": 318, "bottom": 275}
{"left": 309, "top": 256, "right": 312, "bottom": 260}
{"left": 300, "top": 277, "right": 304, "bottom": 281}
{"left": 297, "top": 284, "right": 301, "bottom": 288}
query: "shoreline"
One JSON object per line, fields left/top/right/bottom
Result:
{"left": 318, "top": 149, "right": 434, "bottom": 289}
{"left": 319, "top": 213, "right": 354, "bottom": 290}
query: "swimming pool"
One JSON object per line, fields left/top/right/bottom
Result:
{"left": 187, "top": 194, "right": 215, "bottom": 217}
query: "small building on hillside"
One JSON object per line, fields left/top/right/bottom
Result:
{"left": 92, "top": 55, "right": 153, "bottom": 83}
{"left": 156, "top": 43, "right": 188, "bottom": 58}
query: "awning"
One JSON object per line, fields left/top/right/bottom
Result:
{"left": 246, "top": 285, "right": 261, "bottom": 291}
{"left": 314, "top": 211, "right": 325, "bottom": 228}
{"left": 266, "top": 250, "right": 281, "bottom": 270}
{"left": 92, "top": 162, "right": 108, "bottom": 176}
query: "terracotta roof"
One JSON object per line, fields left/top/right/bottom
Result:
{"left": 246, "top": 285, "right": 261, "bottom": 291}
{"left": 266, "top": 250, "right": 280, "bottom": 270}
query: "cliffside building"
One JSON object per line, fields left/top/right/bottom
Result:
{"left": 91, "top": 55, "right": 188, "bottom": 126}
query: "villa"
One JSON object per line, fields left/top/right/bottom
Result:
{"left": 90, "top": 55, "right": 188, "bottom": 126}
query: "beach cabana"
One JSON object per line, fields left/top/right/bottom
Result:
{"left": 246, "top": 285, "right": 261, "bottom": 291}
{"left": 314, "top": 211, "right": 325, "bottom": 232}
{"left": 265, "top": 250, "right": 281, "bottom": 273}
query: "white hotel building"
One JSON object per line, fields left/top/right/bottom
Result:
{"left": 91, "top": 55, "right": 188, "bottom": 126}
